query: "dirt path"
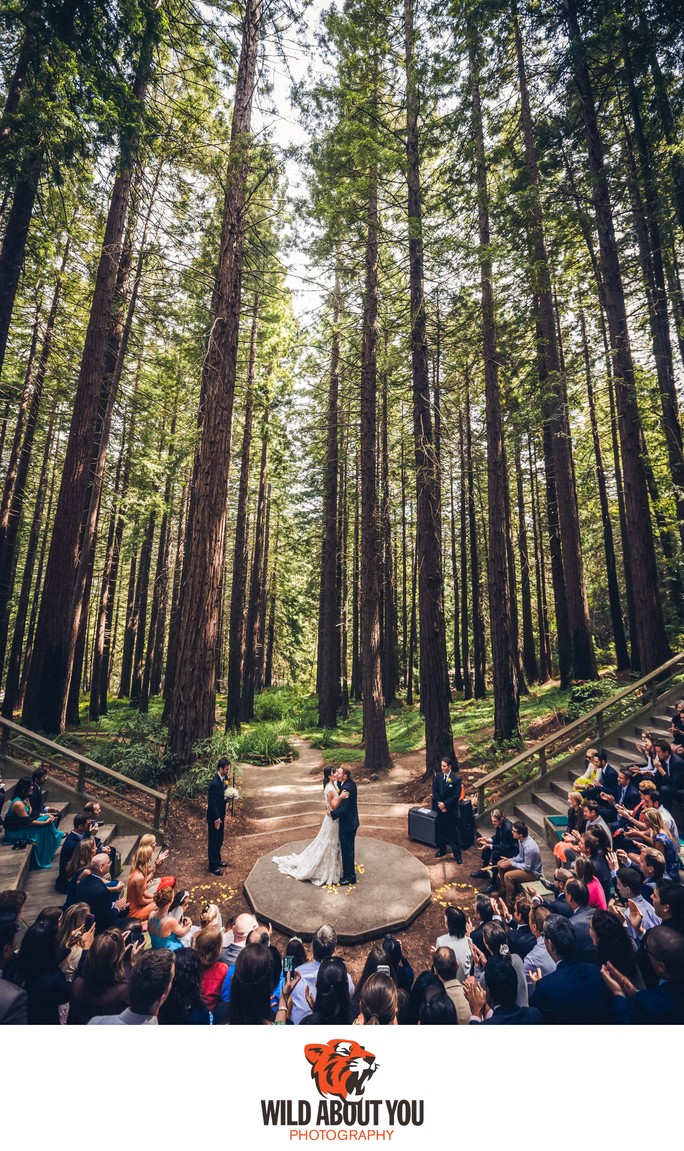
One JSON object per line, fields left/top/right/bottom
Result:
{"left": 165, "top": 739, "right": 483, "bottom": 981}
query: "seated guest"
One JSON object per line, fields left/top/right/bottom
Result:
{"left": 540, "top": 869, "right": 575, "bottom": 918}
{"left": 285, "top": 935, "right": 307, "bottom": 970}
{"left": 600, "top": 769, "right": 641, "bottom": 840}
{"left": 504, "top": 895, "right": 536, "bottom": 959}
{"left": 2, "top": 777, "right": 65, "bottom": 868}
{"left": 523, "top": 905, "right": 556, "bottom": 992}
{"left": 406, "top": 971, "right": 442, "bottom": 1024}
{"left": 158, "top": 948, "right": 211, "bottom": 1025}
{"left": 289, "top": 923, "right": 354, "bottom": 1025}
{"left": 83, "top": 800, "right": 105, "bottom": 828}
{"left": 588, "top": 749, "right": 619, "bottom": 801}
{"left": 73, "top": 854, "right": 128, "bottom": 934}
{"left": 602, "top": 925, "right": 684, "bottom": 1023}
{"left": 582, "top": 800, "right": 613, "bottom": 848}
{"left": 126, "top": 842, "right": 170, "bottom": 921}
{"left": 635, "top": 849, "right": 666, "bottom": 903}
{"left": 641, "top": 788, "right": 679, "bottom": 841}
{"left": 553, "top": 791, "right": 585, "bottom": 865}
{"left": 220, "top": 912, "right": 258, "bottom": 966}
{"left": 581, "top": 831, "right": 612, "bottom": 901}
{"left": 589, "top": 908, "right": 641, "bottom": 987}
{"left": 28, "top": 766, "right": 61, "bottom": 824}
{"left": 614, "top": 867, "right": 661, "bottom": 941}
{"left": 299, "top": 956, "right": 356, "bottom": 1026}
{"left": 652, "top": 878, "right": 684, "bottom": 935}
{"left": 531, "top": 914, "right": 613, "bottom": 1024}
{"left": 63, "top": 838, "right": 98, "bottom": 907}
{"left": 227, "top": 943, "right": 296, "bottom": 1025}
{"left": 476, "top": 922, "right": 528, "bottom": 1007}
{"left": 183, "top": 901, "right": 224, "bottom": 949}
{"left": 431, "top": 946, "right": 471, "bottom": 1024}
{"left": 574, "top": 858, "right": 607, "bottom": 910}
{"left": 469, "top": 894, "right": 497, "bottom": 951}
{"left": 653, "top": 740, "right": 684, "bottom": 805}
{"left": 418, "top": 989, "right": 457, "bottom": 1025}
{"left": 0, "top": 914, "right": 28, "bottom": 1025}
{"left": 435, "top": 906, "right": 472, "bottom": 980}
{"left": 496, "top": 821, "right": 542, "bottom": 906}
{"left": 88, "top": 950, "right": 175, "bottom": 1025}
{"left": 564, "top": 878, "right": 598, "bottom": 961}
{"left": 148, "top": 884, "right": 192, "bottom": 951}
{"left": 68, "top": 927, "right": 142, "bottom": 1024}
{"left": 574, "top": 748, "right": 601, "bottom": 791}
{"left": 195, "top": 924, "right": 230, "bottom": 1014}
{"left": 8, "top": 909, "right": 70, "bottom": 1024}
{"left": 355, "top": 971, "right": 398, "bottom": 1025}
{"left": 381, "top": 935, "right": 414, "bottom": 993}
{"left": 640, "top": 810, "right": 681, "bottom": 881}
{"left": 466, "top": 957, "right": 543, "bottom": 1024}
{"left": 473, "top": 808, "right": 516, "bottom": 885}
{"left": 55, "top": 813, "right": 92, "bottom": 894}
{"left": 353, "top": 944, "right": 388, "bottom": 1010}
{"left": 58, "top": 902, "right": 95, "bottom": 982}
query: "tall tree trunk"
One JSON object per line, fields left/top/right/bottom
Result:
{"left": 350, "top": 447, "right": 361, "bottom": 702}
{"left": 380, "top": 355, "right": 398, "bottom": 707}
{"left": 141, "top": 415, "right": 176, "bottom": 711}
{"left": 563, "top": 0, "right": 669, "bottom": 674}
{"left": 241, "top": 405, "right": 269, "bottom": 722}
{"left": 22, "top": 9, "right": 160, "bottom": 732}
{"left": 256, "top": 485, "right": 271, "bottom": 695}
{"left": 449, "top": 466, "right": 463, "bottom": 692}
{"left": 0, "top": 147, "right": 43, "bottom": 385}
{"left": 459, "top": 407, "right": 472, "bottom": 699}
{"left": 359, "top": 179, "right": 391, "bottom": 771}
{"left": 130, "top": 510, "right": 155, "bottom": 707}
{"left": 579, "top": 307, "right": 630, "bottom": 671}
{"left": 225, "top": 294, "right": 259, "bottom": 730}
{"left": 515, "top": 440, "right": 539, "bottom": 684}
{"left": 339, "top": 449, "right": 350, "bottom": 719}
{"left": 407, "top": 541, "right": 417, "bottom": 707}
{"left": 470, "top": 35, "right": 518, "bottom": 739}
{"left": 162, "top": 484, "right": 188, "bottom": 718}
{"left": 400, "top": 432, "right": 408, "bottom": 687}
{"left": 2, "top": 403, "right": 57, "bottom": 717}
{"left": 406, "top": 0, "right": 454, "bottom": 769}
{"left": 118, "top": 554, "right": 137, "bottom": 698}
{"left": 318, "top": 294, "right": 341, "bottom": 727}
{"left": 167, "top": 0, "right": 263, "bottom": 763}
{"left": 529, "top": 434, "right": 552, "bottom": 682}
{"left": 466, "top": 370, "right": 486, "bottom": 699}
{"left": 514, "top": 13, "right": 595, "bottom": 681}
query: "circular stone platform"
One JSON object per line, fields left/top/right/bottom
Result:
{"left": 244, "top": 836, "right": 431, "bottom": 945}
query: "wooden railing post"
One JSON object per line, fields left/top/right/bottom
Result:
{"left": 154, "top": 796, "right": 162, "bottom": 830}
{"left": 163, "top": 786, "right": 171, "bottom": 830}
{"left": 596, "top": 708, "right": 604, "bottom": 741}
{"left": 477, "top": 783, "right": 485, "bottom": 815}
{"left": 539, "top": 745, "right": 547, "bottom": 778}
{"left": 77, "top": 761, "right": 86, "bottom": 797}
{"left": 0, "top": 722, "right": 8, "bottom": 758}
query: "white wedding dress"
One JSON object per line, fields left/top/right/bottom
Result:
{"left": 272, "top": 784, "right": 343, "bottom": 887}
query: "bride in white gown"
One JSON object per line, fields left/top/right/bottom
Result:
{"left": 272, "top": 767, "right": 344, "bottom": 887}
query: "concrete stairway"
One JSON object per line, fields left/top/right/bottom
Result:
{"left": 509, "top": 698, "right": 679, "bottom": 875}
{"left": 0, "top": 777, "right": 144, "bottom": 919}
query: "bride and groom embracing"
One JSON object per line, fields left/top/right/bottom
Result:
{"left": 273, "top": 766, "right": 359, "bottom": 888}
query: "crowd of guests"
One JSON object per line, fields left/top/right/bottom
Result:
{"left": 2, "top": 706, "right": 683, "bottom": 1025}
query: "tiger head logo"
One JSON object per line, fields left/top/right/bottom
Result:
{"left": 304, "top": 1039, "right": 378, "bottom": 1100}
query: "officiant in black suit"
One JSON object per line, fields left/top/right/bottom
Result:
{"left": 331, "top": 767, "right": 359, "bottom": 885}
{"left": 432, "top": 755, "right": 463, "bottom": 864}
{"left": 207, "top": 757, "right": 231, "bottom": 875}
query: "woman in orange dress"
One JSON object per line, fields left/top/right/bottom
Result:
{"left": 126, "top": 843, "right": 170, "bottom": 921}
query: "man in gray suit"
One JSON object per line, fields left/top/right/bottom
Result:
{"left": 565, "top": 879, "right": 598, "bottom": 962}
{"left": 0, "top": 916, "right": 27, "bottom": 1025}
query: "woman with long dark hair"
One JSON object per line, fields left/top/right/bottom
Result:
{"left": 300, "top": 957, "right": 356, "bottom": 1026}
{"left": 2, "top": 777, "right": 65, "bottom": 868}
{"left": 9, "top": 910, "right": 70, "bottom": 1023}
{"left": 158, "top": 948, "right": 211, "bottom": 1024}
{"left": 590, "top": 909, "right": 642, "bottom": 987}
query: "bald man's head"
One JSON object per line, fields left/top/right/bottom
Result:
{"left": 90, "top": 853, "right": 110, "bottom": 875}
{"left": 233, "top": 913, "right": 259, "bottom": 942}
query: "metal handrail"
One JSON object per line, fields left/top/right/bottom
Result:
{"left": 0, "top": 715, "right": 170, "bottom": 830}
{"left": 475, "top": 650, "right": 684, "bottom": 816}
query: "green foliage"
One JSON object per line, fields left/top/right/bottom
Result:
{"left": 309, "top": 728, "right": 338, "bottom": 749}
{"left": 235, "top": 723, "right": 298, "bottom": 766}
{"left": 95, "top": 712, "right": 167, "bottom": 788}
{"left": 565, "top": 679, "right": 619, "bottom": 722}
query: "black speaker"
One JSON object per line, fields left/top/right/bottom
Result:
{"left": 408, "top": 806, "right": 438, "bottom": 846}
{"left": 458, "top": 799, "right": 476, "bottom": 850}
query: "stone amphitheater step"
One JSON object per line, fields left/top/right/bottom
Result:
{"left": 602, "top": 745, "right": 638, "bottom": 767}
{"left": 531, "top": 790, "right": 568, "bottom": 817}
{"left": 549, "top": 776, "right": 578, "bottom": 799}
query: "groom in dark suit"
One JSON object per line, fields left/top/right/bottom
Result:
{"left": 331, "top": 767, "right": 359, "bottom": 885}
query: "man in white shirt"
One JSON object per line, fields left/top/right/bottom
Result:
{"left": 290, "top": 924, "right": 354, "bottom": 1024}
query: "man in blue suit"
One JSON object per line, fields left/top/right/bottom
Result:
{"left": 331, "top": 767, "right": 359, "bottom": 885}
{"left": 531, "top": 914, "right": 613, "bottom": 1024}
{"left": 602, "top": 925, "right": 684, "bottom": 1023}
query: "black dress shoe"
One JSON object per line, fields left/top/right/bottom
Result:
{"left": 339, "top": 878, "right": 356, "bottom": 886}
{"left": 483, "top": 882, "right": 499, "bottom": 894}
{"left": 453, "top": 855, "right": 463, "bottom": 865}
{"left": 208, "top": 867, "right": 224, "bottom": 876}
{"left": 435, "top": 849, "right": 446, "bottom": 857}
{"left": 219, "top": 860, "right": 228, "bottom": 867}
{"left": 470, "top": 869, "right": 488, "bottom": 879}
